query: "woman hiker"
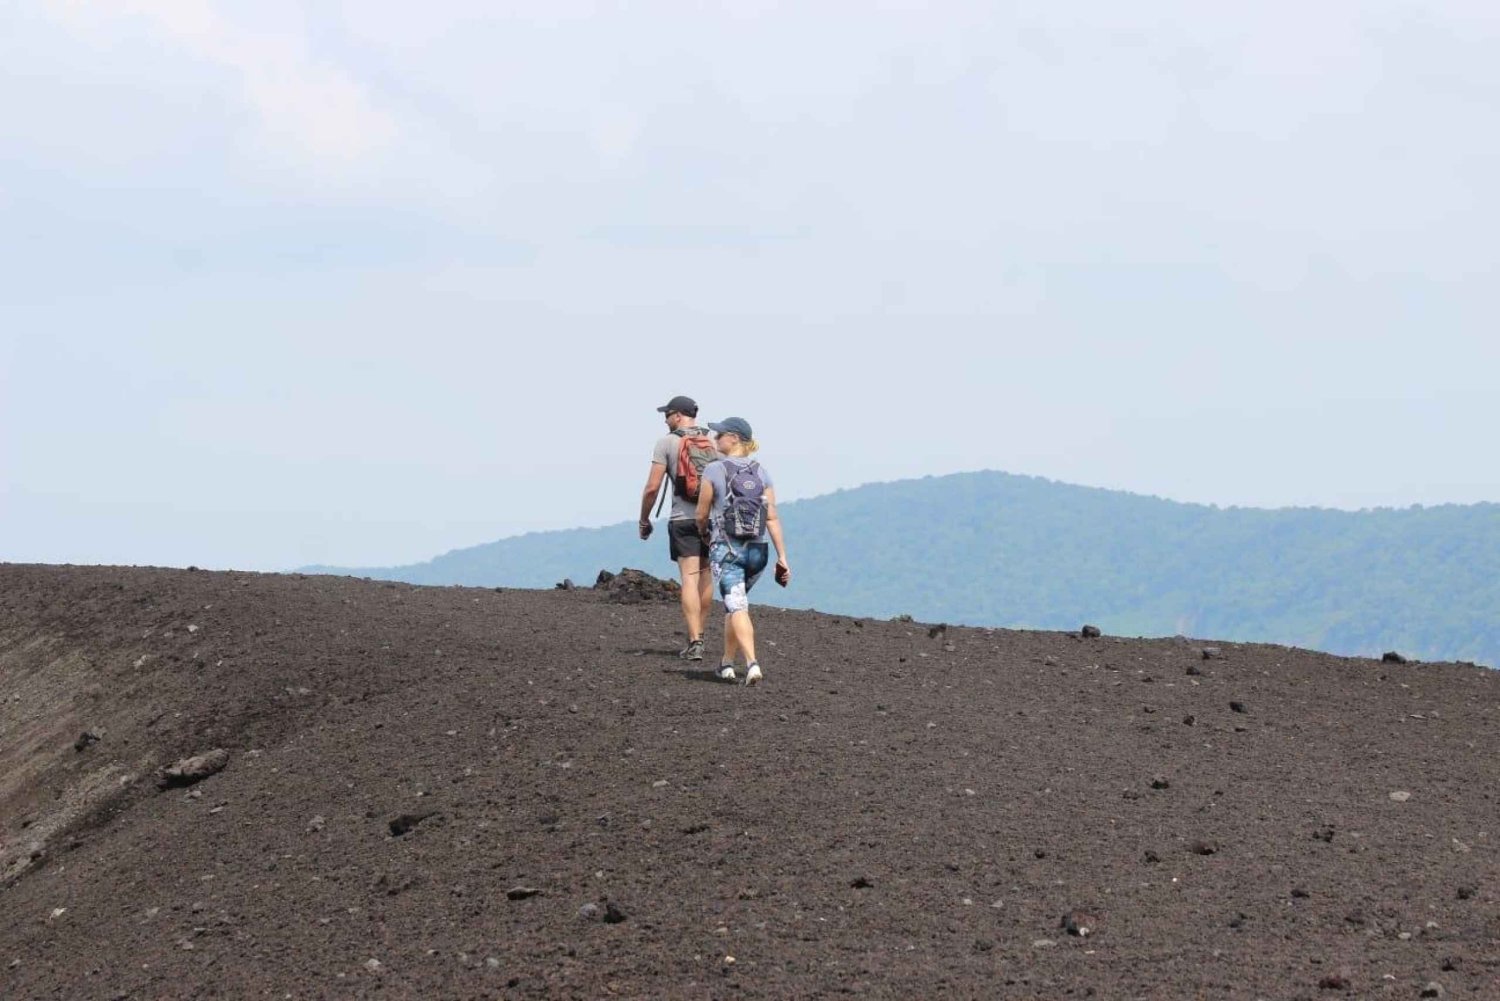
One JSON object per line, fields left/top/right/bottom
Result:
{"left": 694, "top": 417, "right": 790, "bottom": 685}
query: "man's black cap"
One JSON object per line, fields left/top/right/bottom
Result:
{"left": 656, "top": 395, "right": 698, "bottom": 416}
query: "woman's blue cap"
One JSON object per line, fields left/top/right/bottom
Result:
{"left": 707, "top": 417, "right": 753, "bottom": 440}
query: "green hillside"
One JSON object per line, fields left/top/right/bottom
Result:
{"left": 301, "top": 471, "right": 1500, "bottom": 666}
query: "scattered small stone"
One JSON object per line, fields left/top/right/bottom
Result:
{"left": 1455, "top": 886, "right": 1475, "bottom": 900}
{"left": 505, "top": 886, "right": 543, "bottom": 901}
{"left": 578, "top": 902, "right": 601, "bottom": 921}
{"left": 1043, "top": 655, "right": 1059, "bottom": 667}
{"left": 1292, "top": 887, "right": 1310, "bottom": 899}
{"left": 1200, "top": 647, "right": 1221, "bottom": 660}
{"left": 388, "top": 812, "right": 437, "bottom": 837}
{"left": 1080, "top": 625, "right": 1102, "bottom": 639}
{"left": 973, "top": 939, "right": 994, "bottom": 952}
{"left": 486, "top": 957, "right": 501, "bottom": 970}
{"left": 850, "top": 876, "right": 873, "bottom": 889}
{"left": 1182, "top": 715, "right": 1196, "bottom": 726}
{"left": 186, "top": 624, "right": 199, "bottom": 634}
{"left": 554, "top": 578, "right": 576, "bottom": 591}
{"left": 1060, "top": 910, "right": 1097, "bottom": 937}
{"left": 364, "top": 958, "right": 384, "bottom": 975}
{"left": 1381, "top": 651, "right": 1408, "bottom": 664}
{"left": 73, "top": 731, "right": 101, "bottom": 752}
{"left": 1389, "top": 790, "right": 1412, "bottom": 803}
{"left": 1032, "top": 938, "right": 1057, "bottom": 949}
{"left": 1313, "top": 827, "right": 1335, "bottom": 842}
{"left": 1143, "top": 850, "right": 1161, "bottom": 864}
{"left": 652, "top": 779, "right": 669, "bottom": 788}
{"left": 307, "top": 815, "right": 326, "bottom": 832}
{"left": 927, "top": 624, "right": 947, "bottom": 639}
{"left": 1185, "top": 665, "right": 1203, "bottom": 676}
{"left": 1191, "top": 840, "right": 1219, "bottom": 856}
{"left": 157, "top": 748, "right": 230, "bottom": 789}
{"left": 1150, "top": 777, "right": 1170, "bottom": 790}
{"left": 1228, "top": 912, "right": 1248, "bottom": 929}
{"left": 1420, "top": 983, "right": 1444, "bottom": 999}
{"left": 603, "top": 902, "right": 628, "bottom": 924}
{"left": 1229, "top": 701, "right": 1248, "bottom": 714}
{"left": 942, "top": 643, "right": 956, "bottom": 653}
{"left": 1317, "top": 973, "right": 1350, "bottom": 990}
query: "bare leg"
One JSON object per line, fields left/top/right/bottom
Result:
{"left": 722, "top": 614, "right": 741, "bottom": 666}
{"left": 726, "top": 609, "right": 757, "bottom": 667}
{"left": 677, "top": 556, "right": 705, "bottom": 642}
{"left": 696, "top": 557, "right": 713, "bottom": 639}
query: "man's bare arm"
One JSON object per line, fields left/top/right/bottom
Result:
{"left": 639, "top": 463, "right": 667, "bottom": 539}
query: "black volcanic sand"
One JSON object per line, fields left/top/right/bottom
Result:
{"left": 1, "top": 564, "right": 1497, "bottom": 1000}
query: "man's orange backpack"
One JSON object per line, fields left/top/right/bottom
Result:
{"left": 656, "top": 428, "right": 718, "bottom": 515}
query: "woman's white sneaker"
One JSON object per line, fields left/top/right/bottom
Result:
{"left": 744, "top": 663, "right": 763, "bottom": 686}
{"left": 717, "top": 665, "right": 737, "bottom": 681}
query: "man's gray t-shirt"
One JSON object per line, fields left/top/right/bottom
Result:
{"left": 652, "top": 428, "right": 712, "bottom": 522}
{"left": 703, "top": 457, "right": 775, "bottom": 544}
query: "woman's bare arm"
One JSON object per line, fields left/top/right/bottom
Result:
{"left": 765, "top": 487, "right": 789, "bottom": 571}
{"left": 695, "top": 480, "right": 716, "bottom": 540}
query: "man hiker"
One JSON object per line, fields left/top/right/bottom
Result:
{"left": 640, "top": 395, "right": 717, "bottom": 660}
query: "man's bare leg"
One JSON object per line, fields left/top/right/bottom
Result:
{"left": 676, "top": 556, "right": 707, "bottom": 652}
{"left": 696, "top": 556, "right": 713, "bottom": 637}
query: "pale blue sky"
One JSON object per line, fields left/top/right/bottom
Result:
{"left": 3, "top": 1, "right": 1498, "bottom": 572}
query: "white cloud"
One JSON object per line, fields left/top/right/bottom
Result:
{"left": 44, "top": 0, "right": 398, "bottom": 176}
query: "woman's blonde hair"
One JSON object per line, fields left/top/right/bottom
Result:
{"left": 738, "top": 439, "right": 760, "bottom": 455}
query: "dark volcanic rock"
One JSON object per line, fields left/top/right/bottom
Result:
{"left": 73, "top": 731, "right": 100, "bottom": 752}
{"left": 157, "top": 748, "right": 229, "bottom": 789}
{"left": 388, "top": 812, "right": 438, "bottom": 837}
{"left": 1080, "top": 624, "right": 1102, "bottom": 639}
{"left": 3, "top": 563, "right": 1499, "bottom": 1001}
{"left": 1060, "top": 910, "right": 1098, "bottom": 937}
{"left": 1381, "top": 651, "right": 1408, "bottom": 664}
{"left": 593, "top": 568, "right": 680, "bottom": 604}
{"left": 1229, "top": 701, "right": 1248, "bottom": 714}
{"left": 1200, "top": 647, "right": 1222, "bottom": 660}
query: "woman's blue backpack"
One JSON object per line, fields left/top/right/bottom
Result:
{"left": 723, "top": 462, "right": 768, "bottom": 539}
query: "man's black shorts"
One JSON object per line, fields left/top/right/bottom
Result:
{"left": 668, "top": 521, "right": 707, "bottom": 561}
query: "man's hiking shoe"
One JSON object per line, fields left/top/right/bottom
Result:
{"left": 744, "top": 663, "right": 763, "bottom": 686}
{"left": 716, "top": 665, "right": 737, "bottom": 682}
{"left": 679, "top": 640, "right": 705, "bottom": 661}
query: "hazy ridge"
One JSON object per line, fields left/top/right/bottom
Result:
{"left": 301, "top": 471, "right": 1500, "bottom": 666}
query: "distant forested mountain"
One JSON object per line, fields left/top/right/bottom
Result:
{"left": 300, "top": 471, "right": 1500, "bottom": 666}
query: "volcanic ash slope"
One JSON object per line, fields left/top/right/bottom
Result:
{"left": 1, "top": 564, "right": 1497, "bottom": 999}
